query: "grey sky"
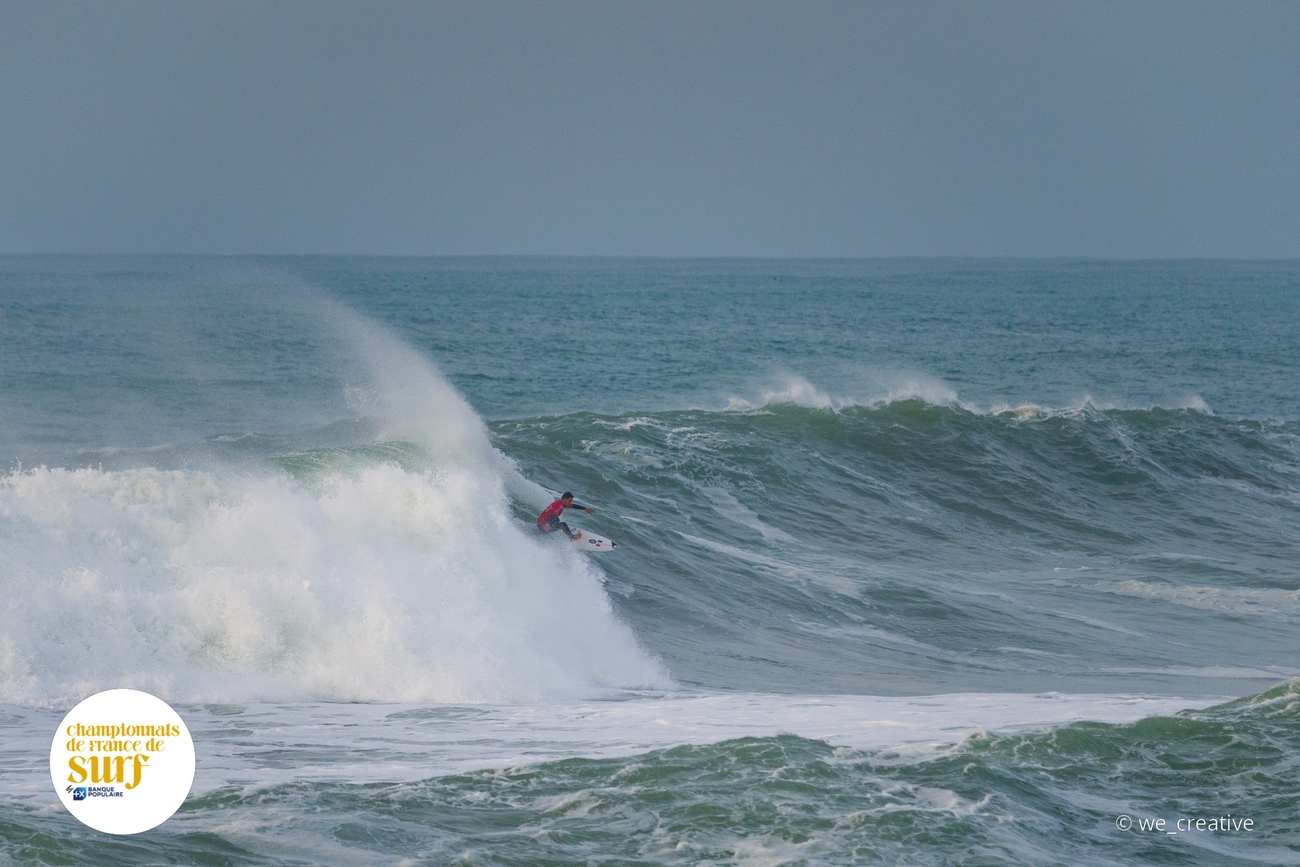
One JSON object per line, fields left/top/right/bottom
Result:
{"left": 1, "top": 1, "right": 1297, "bottom": 257}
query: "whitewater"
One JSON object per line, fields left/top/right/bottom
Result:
{"left": 2, "top": 256, "right": 1298, "bottom": 864}
{"left": 0, "top": 312, "right": 663, "bottom": 707}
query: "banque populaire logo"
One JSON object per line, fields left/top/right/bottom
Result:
{"left": 49, "top": 689, "right": 196, "bottom": 834}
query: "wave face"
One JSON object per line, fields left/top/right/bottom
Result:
{"left": 494, "top": 399, "right": 1300, "bottom": 695}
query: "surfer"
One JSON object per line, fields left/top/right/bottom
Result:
{"left": 536, "top": 492, "right": 594, "bottom": 540}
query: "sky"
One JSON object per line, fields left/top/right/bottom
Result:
{"left": 1, "top": 1, "right": 1297, "bottom": 257}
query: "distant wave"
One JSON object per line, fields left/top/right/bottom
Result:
{"left": 720, "top": 372, "right": 961, "bottom": 413}
{"left": 718, "top": 373, "right": 1223, "bottom": 420}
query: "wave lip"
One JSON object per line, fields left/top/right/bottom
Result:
{"left": 988, "top": 392, "right": 1215, "bottom": 420}
{"left": 721, "top": 372, "right": 962, "bottom": 413}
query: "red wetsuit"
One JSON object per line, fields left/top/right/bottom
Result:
{"left": 536, "top": 498, "right": 588, "bottom": 535}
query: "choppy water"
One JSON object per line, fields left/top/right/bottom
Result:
{"left": 1, "top": 257, "right": 1297, "bottom": 864}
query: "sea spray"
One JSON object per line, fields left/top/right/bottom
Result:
{"left": 324, "top": 304, "right": 553, "bottom": 509}
{"left": 0, "top": 305, "right": 668, "bottom": 705}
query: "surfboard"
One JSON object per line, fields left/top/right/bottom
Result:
{"left": 568, "top": 529, "right": 618, "bottom": 552}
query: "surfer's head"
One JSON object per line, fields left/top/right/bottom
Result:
{"left": 561, "top": 492, "right": 573, "bottom": 502}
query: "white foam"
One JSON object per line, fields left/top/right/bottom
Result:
{"left": 988, "top": 393, "right": 1215, "bottom": 419}
{"left": 716, "top": 372, "right": 1220, "bottom": 421}
{"left": 0, "top": 462, "right": 667, "bottom": 706}
{"left": 1174, "top": 394, "right": 1214, "bottom": 413}
{"left": 0, "top": 691, "right": 1225, "bottom": 796}
{"left": 0, "top": 312, "right": 668, "bottom": 706}
{"left": 1104, "top": 580, "right": 1300, "bottom": 620}
{"left": 747, "top": 374, "right": 840, "bottom": 410}
{"left": 1102, "top": 666, "right": 1300, "bottom": 679}
{"left": 699, "top": 486, "right": 795, "bottom": 544}
{"left": 722, "top": 371, "right": 960, "bottom": 413}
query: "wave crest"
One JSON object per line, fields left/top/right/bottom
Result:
{"left": 722, "top": 373, "right": 961, "bottom": 413}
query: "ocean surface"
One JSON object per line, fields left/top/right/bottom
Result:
{"left": 1, "top": 256, "right": 1297, "bottom": 864}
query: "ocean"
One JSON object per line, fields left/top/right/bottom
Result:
{"left": 1, "top": 256, "right": 1297, "bottom": 864}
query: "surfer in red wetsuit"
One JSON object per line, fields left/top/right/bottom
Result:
{"left": 536, "top": 492, "right": 594, "bottom": 540}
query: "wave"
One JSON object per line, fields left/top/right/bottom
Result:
{"left": 0, "top": 312, "right": 668, "bottom": 706}
{"left": 491, "top": 400, "right": 1300, "bottom": 694}
{"left": 714, "top": 373, "right": 1227, "bottom": 421}
{"left": 494, "top": 400, "right": 1300, "bottom": 555}
{"left": 720, "top": 372, "right": 961, "bottom": 412}
{"left": 4, "top": 308, "right": 1296, "bottom": 702}
{"left": 6, "top": 386, "right": 1280, "bottom": 702}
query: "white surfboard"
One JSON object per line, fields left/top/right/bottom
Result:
{"left": 568, "top": 529, "right": 618, "bottom": 553}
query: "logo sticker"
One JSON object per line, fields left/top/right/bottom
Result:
{"left": 50, "top": 689, "right": 196, "bottom": 834}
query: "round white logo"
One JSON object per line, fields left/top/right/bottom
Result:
{"left": 49, "top": 689, "right": 196, "bottom": 835}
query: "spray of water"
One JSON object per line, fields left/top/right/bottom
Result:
{"left": 0, "top": 304, "right": 668, "bottom": 706}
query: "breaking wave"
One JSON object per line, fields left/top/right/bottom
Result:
{"left": 0, "top": 313, "right": 668, "bottom": 706}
